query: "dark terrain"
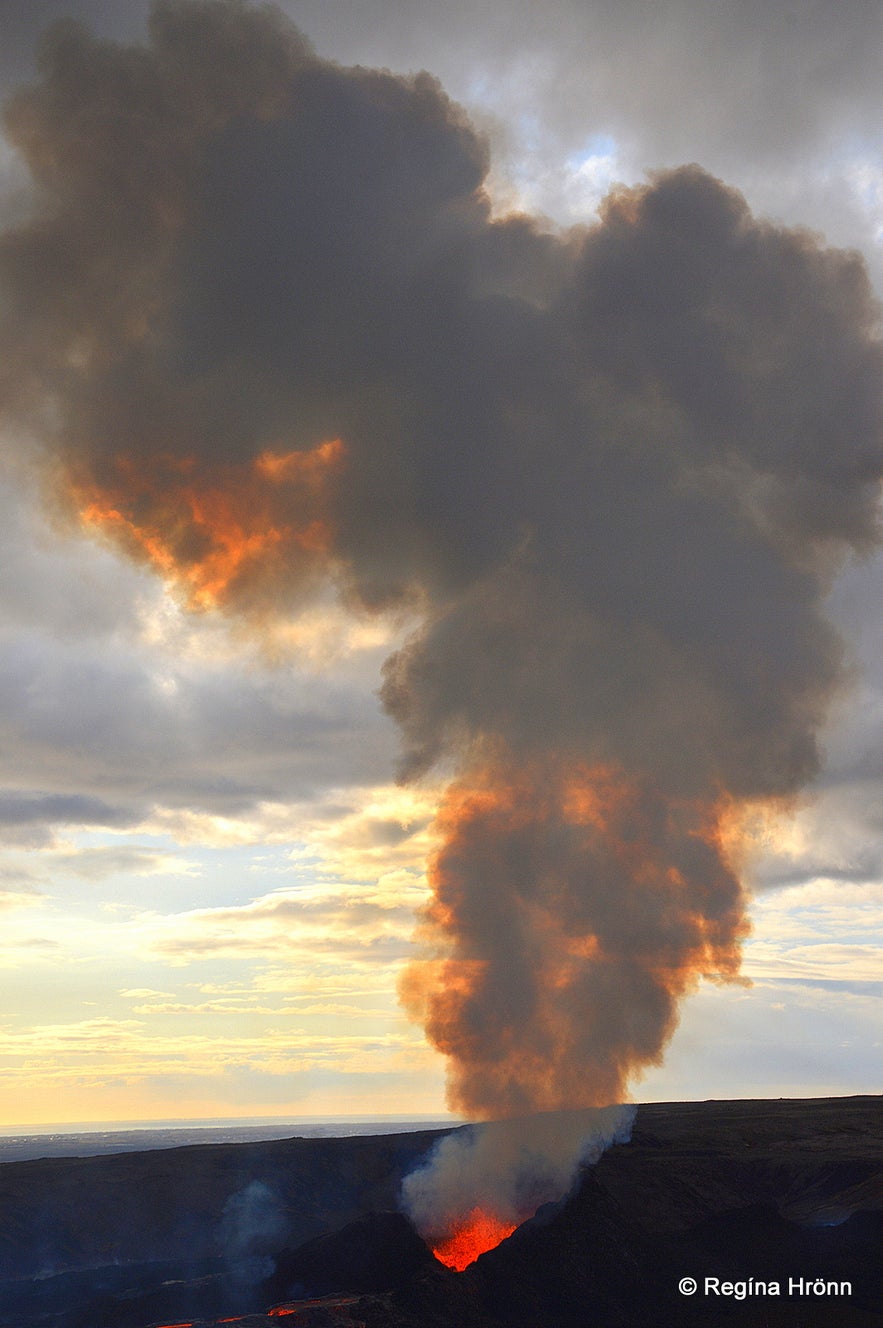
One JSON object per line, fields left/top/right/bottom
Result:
{"left": 0, "top": 1095, "right": 879, "bottom": 1327}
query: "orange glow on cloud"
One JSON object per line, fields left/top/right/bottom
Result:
{"left": 401, "top": 751, "right": 750, "bottom": 1119}
{"left": 73, "top": 439, "right": 345, "bottom": 611}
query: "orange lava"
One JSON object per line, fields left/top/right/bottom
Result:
{"left": 431, "top": 1208, "right": 517, "bottom": 1270}
{"left": 72, "top": 439, "right": 345, "bottom": 611}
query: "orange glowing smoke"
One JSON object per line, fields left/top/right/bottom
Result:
{"left": 72, "top": 438, "right": 345, "bottom": 610}
{"left": 401, "top": 751, "right": 750, "bottom": 1119}
{"left": 431, "top": 1208, "right": 517, "bottom": 1270}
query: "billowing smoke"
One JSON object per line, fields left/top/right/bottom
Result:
{"left": 3, "top": 0, "right": 883, "bottom": 1243}
{"left": 402, "top": 1104, "right": 636, "bottom": 1262}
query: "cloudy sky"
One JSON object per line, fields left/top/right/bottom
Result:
{"left": 1, "top": 0, "right": 882, "bottom": 1128}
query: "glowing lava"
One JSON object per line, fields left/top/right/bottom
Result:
{"left": 431, "top": 1208, "right": 517, "bottom": 1271}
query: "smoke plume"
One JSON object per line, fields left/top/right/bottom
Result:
{"left": 402, "top": 1104, "right": 636, "bottom": 1251}
{"left": 3, "top": 0, "right": 883, "bottom": 1236}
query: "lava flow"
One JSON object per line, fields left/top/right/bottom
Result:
{"left": 431, "top": 1208, "right": 517, "bottom": 1271}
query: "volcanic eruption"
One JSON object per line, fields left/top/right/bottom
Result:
{"left": 2, "top": 0, "right": 883, "bottom": 1268}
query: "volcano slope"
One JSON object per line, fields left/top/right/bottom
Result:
{"left": 0, "top": 1096, "right": 880, "bottom": 1327}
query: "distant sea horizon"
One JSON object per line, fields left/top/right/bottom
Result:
{"left": 0, "top": 1114, "right": 459, "bottom": 1164}
{"left": 4, "top": 1094, "right": 866, "bottom": 1166}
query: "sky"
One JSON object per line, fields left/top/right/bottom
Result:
{"left": 0, "top": 0, "right": 882, "bottom": 1127}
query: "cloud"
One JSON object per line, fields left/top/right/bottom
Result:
{"left": 0, "top": 628, "right": 394, "bottom": 814}
{"left": 47, "top": 844, "right": 201, "bottom": 880}
{"left": 0, "top": 477, "right": 398, "bottom": 836}
{"left": 741, "top": 875, "right": 883, "bottom": 985}
{"left": 640, "top": 973, "right": 883, "bottom": 1100}
{"left": 0, "top": 863, "right": 41, "bottom": 890}
{"left": 146, "top": 874, "right": 427, "bottom": 965}
{"left": 0, "top": 792, "right": 135, "bottom": 828}
{"left": 0, "top": 1016, "right": 432, "bottom": 1082}
{"left": 250, "top": 968, "right": 405, "bottom": 998}
{"left": 119, "top": 986, "right": 175, "bottom": 998}
{"left": 0, "top": 863, "right": 43, "bottom": 911}
{"left": 745, "top": 943, "right": 883, "bottom": 984}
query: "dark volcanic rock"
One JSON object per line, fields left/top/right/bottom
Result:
{"left": 673, "top": 1202, "right": 883, "bottom": 1319}
{"left": 594, "top": 1095, "right": 883, "bottom": 1235}
{"left": 266, "top": 1210, "right": 439, "bottom": 1298}
{"left": 0, "top": 1127, "right": 453, "bottom": 1328}
{"left": 368, "top": 1095, "right": 883, "bottom": 1328}
{"left": 0, "top": 1126, "right": 452, "bottom": 1283}
{"left": 2, "top": 1096, "right": 881, "bottom": 1328}
{"left": 459, "top": 1174, "right": 663, "bottom": 1326}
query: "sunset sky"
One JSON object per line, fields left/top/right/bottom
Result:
{"left": 1, "top": 0, "right": 882, "bottom": 1128}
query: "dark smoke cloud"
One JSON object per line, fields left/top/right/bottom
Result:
{"left": 4, "top": 3, "right": 883, "bottom": 274}
{"left": 2, "top": 0, "right": 883, "bottom": 1124}
{"left": 0, "top": 2, "right": 143, "bottom": 89}
{"left": 5, "top": 1, "right": 883, "bottom": 173}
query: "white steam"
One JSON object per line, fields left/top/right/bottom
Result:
{"left": 401, "top": 1103, "right": 636, "bottom": 1238}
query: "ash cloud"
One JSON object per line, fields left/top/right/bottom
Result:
{"left": 2, "top": 0, "right": 883, "bottom": 1131}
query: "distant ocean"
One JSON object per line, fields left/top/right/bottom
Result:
{"left": 0, "top": 1116, "right": 456, "bottom": 1163}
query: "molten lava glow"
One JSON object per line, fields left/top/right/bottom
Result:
{"left": 72, "top": 439, "right": 345, "bottom": 610}
{"left": 431, "top": 1208, "right": 517, "bottom": 1270}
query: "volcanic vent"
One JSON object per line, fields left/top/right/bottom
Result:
{"left": 403, "top": 1106, "right": 636, "bottom": 1266}
{"left": 431, "top": 1211, "right": 517, "bottom": 1272}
